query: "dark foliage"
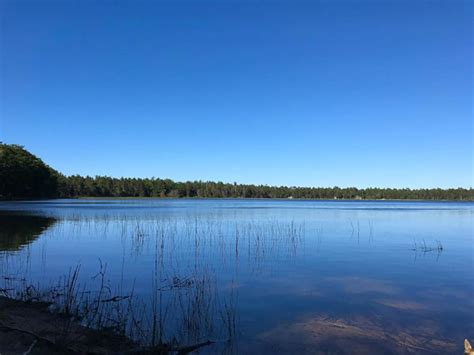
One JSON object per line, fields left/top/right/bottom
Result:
{"left": 0, "top": 143, "right": 62, "bottom": 199}
{"left": 58, "top": 175, "right": 473, "bottom": 201}
{"left": 1, "top": 143, "right": 472, "bottom": 200}
{"left": 0, "top": 212, "right": 57, "bottom": 251}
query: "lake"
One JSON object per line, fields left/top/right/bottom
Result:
{"left": 0, "top": 199, "right": 472, "bottom": 354}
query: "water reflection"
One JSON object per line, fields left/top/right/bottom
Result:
{"left": 0, "top": 212, "right": 56, "bottom": 252}
{"left": 0, "top": 200, "right": 472, "bottom": 354}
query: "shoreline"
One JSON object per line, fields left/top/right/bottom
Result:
{"left": 0, "top": 296, "right": 137, "bottom": 354}
{"left": 0, "top": 296, "right": 215, "bottom": 354}
{"left": 1, "top": 196, "right": 473, "bottom": 202}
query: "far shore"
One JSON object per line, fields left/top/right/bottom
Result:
{"left": 1, "top": 196, "right": 473, "bottom": 202}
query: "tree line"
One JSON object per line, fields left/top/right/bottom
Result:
{"left": 0, "top": 143, "right": 60, "bottom": 199}
{"left": 1, "top": 143, "right": 473, "bottom": 201}
{"left": 59, "top": 175, "right": 473, "bottom": 201}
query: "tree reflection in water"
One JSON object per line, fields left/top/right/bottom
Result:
{"left": 0, "top": 212, "right": 56, "bottom": 252}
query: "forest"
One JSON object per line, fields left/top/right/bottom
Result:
{"left": 1, "top": 143, "right": 472, "bottom": 201}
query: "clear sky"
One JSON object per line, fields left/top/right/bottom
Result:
{"left": 1, "top": 0, "right": 472, "bottom": 188}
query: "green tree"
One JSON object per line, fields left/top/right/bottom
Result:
{"left": 0, "top": 143, "right": 61, "bottom": 199}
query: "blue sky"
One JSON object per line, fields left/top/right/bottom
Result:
{"left": 1, "top": 1, "right": 472, "bottom": 188}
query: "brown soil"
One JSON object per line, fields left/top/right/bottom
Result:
{"left": 0, "top": 296, "right": 139, "bottom": 354}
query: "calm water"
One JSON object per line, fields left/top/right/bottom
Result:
{"left": 0, "top": 199, "right": 473, "bottom": 354}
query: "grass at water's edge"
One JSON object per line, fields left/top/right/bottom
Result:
{"left": 0, "top": 296, "right": 137, "bottom": 354}
{"left": 0, "top": 262, "right": 223, "bottom": 354}
{"left": 0, "top": 295, "right": 215, "bottom": 354}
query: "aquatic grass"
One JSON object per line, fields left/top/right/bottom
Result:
{"left": 1, "top": 264, "right": 224, "bottom": 352}
{"left": 0, "top": 214, "right": 306, "bottom": 351}
{"left": 411, "top": 239, "right": 444, "bottom": 253}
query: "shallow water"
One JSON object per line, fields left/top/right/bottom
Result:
{"left": 0, "top": 199, "right": 472, "bottom": 354}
